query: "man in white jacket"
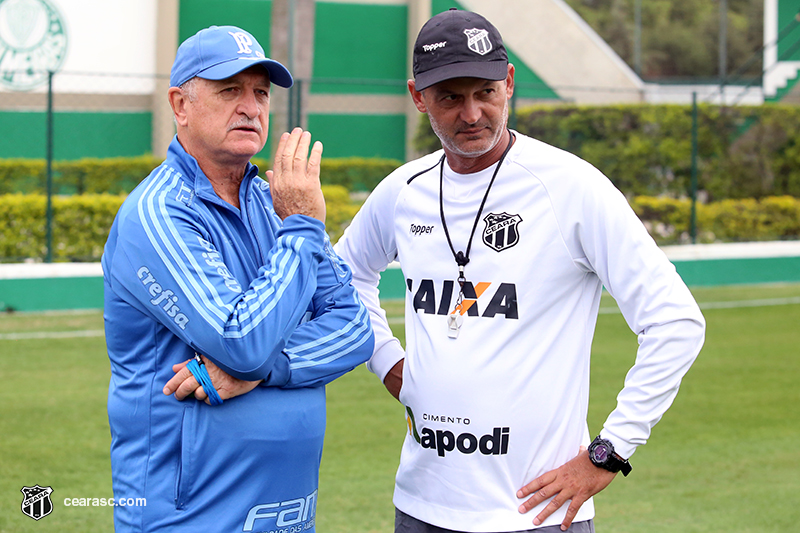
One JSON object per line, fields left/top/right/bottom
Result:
{"left": 334, "top": 8, "right": 705, "bottom": 533}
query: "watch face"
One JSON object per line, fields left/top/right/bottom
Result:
{"left": 592, "top": 444, "right": 609, "bottom": 463}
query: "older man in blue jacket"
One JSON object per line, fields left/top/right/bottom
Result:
{"left": 102, "top": 25, "right": 373, "bottom": 532}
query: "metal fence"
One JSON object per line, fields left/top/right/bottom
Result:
{"left": 0, "top": 68, "right": 767, "bottom": 161}
{"left": 2, "top": 69, "right": 795, "bottom": 263}
{"left": 0, "top": 71, "right": 174, "bottom": 160}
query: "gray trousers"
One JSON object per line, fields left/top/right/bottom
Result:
{"left": 395, "top": 507, "right": 595, "bottom": 533}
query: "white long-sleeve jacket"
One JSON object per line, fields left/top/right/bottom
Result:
{"left": 335, "top": 131, "right": 705, "bottom": 531}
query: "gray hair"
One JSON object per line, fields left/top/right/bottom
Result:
{"left": 180, "top": 77, "right": 198, "bottom": 102}
{"left": 173, "top": 78, "right": 198, "bottom": 126}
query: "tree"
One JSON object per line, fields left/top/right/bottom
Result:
{"left": 564, "top": 0, "right": 764, "bottom": 81}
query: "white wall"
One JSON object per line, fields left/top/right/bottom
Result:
{"left": 0, "top": 0, "right": 157, "bottom": 94}
{"left": 457, "top": 0, "right": 645, "bottom": 104}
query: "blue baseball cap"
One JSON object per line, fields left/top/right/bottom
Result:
{"left": 170, "top": 25, "right": 293, "bottom": 88}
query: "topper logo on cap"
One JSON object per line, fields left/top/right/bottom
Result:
{"left": 464, "top": 28, "right": 492, "bottom": 55}
{"left": 229, "top": 31, "right": 254, "bottom": 55}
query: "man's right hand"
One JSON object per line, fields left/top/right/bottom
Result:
{"left": 163, "top": 355, "right": 261, "bottom": 404}
{"left": 266, "top": 128, "right": 326, "bottom": 223}
{"left": 384, "top": 359, "right": 404, "bottom": 401}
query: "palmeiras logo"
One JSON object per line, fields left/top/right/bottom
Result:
{"left": 20, "top": 485, "right": 54, "bottom": 520}
{"left": 482, "top": 212, "right": 522, "bottom": 252}
{"left": 464, "top": 28, "right": 492, "bottom": 56}
{"left": 0, "top": 0, "right": 68, "bottom": 91}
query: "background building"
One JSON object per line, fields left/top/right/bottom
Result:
{"left": 764, "top": 0, "right": 800, "bottom": 102}
{"left": 0, "top": 0, "right": 793, "bottom": 164}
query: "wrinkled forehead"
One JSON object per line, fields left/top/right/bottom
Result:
{"left": 200, "top": 64, "right": 272, "bottom": 87}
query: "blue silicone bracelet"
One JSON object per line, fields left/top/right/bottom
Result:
{"left": 186, "top": 357, "right": 223, "bottom": 406}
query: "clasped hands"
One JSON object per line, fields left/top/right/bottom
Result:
{"left": 162, "top": 354, "right": 260, "bottom": 403}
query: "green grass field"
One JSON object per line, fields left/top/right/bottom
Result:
{"left": 1, "top": 283, "right": 799, "bottom": 532}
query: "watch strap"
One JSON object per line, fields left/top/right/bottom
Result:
{"left": 589, "top": 435, "right": 632, "bottom": 476}
{"left": 606, "top": 450, "right": 632, "bottom": 476}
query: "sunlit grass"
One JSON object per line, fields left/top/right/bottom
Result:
{"left": 1, "top": 284, "right": 798, "bottom": 532}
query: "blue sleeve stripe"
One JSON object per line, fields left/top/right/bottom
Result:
{"left": 231, "top": 235, "right": 306, "bottom": 337}
{"left": 140, "top": 167, "right": 290, "bottom": 333}
{"left": 296, "top": 303, "right": 370, "bottom": 362}
{"left": 138, "top": 165, "right": 311, "bottom": 339}
{"left": 286, "top": 295, "right": 372, "bottom": 369}
{"left": 287, "top": 320, "right": 372, "bottom": 369}
{"left": 153, "top": 173, "right": 235, "bottom": 319}
{"left": 231, "top": 239, "right": 294, "bottom": 321}
{"left": 232, "top": 248, "right": 303, "bottom": 338}
{"left": 287, "top": 293, "right": 367, "bottom": 356}
{"left": 137, "top": 167, "right": 227, "bottom": 334}
{"left": 237, "top": 235, "right": 300, "bottom": 314}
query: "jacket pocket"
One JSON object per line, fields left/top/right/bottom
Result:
{"left": 174, "top": 405, "right": 196, "bottom": 509}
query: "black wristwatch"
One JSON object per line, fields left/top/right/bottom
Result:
{"left": 588, "top": 435, "right": 632, "bottom": 476}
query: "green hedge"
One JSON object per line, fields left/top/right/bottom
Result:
{"left": 2, "top": 194, "right": 798, "bottom": 263}
{"left": 321, "top": 157, "right": 402, "bottom": 192}
{"left": 0, "top": 194, "right": 122, "bottom": 261}
{"left": 0, "top": 156, "right": 402, "bottom": 196}
{"left": 632, "top": 195, "right": 800, "bottom": 244}
{"left": 414, "top": 103, "right": 800, "bottom": 201}
{"left": 7, "top": 103, "right": 800, "bottom": 202}
{"left": 0, "top": 156, "right": 163, "bottom": 195}
{"left": 0, "top": 186, "right": 361, "bottom": 263}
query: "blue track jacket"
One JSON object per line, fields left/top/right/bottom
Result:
{"left": 102, "top": 137, "right": 374, "bottom": 532}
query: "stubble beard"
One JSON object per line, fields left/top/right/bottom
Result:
{"left": 429, "top": 99, "right": 509, "bottom": 160}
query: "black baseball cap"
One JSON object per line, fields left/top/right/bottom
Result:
{"left": 413, "top": 8, "right": 508, "bottom": 91}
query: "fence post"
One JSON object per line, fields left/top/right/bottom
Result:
{"left": 46, "top": 71, "right": 55, "bottom": 263}
{"left": 287, "top": 81, "right": 295, "bottom": 130}
{"left": 294, "top": 78, "right": 303, "bottom": 129}
{"left": 690, "top": 91, "right": 698, "bottom": 244}
{"left": 634, "top": 0, "right": 642, "bottom": 76}
{"left": 287, "top": 79, "right": 303, "bottom": 130}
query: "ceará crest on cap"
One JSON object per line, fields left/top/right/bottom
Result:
{"left": 463, "top": 28, "right": 492, "bottom": 55}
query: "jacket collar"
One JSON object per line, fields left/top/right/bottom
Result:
{"left": 166, "top": 135, "right": 261, "bottom": 208}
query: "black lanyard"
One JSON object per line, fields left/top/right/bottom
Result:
{"left": 438, "top": 130, "right": 515, "bottom": 291}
